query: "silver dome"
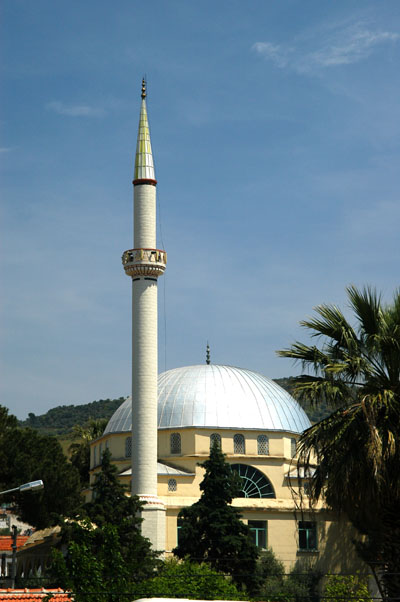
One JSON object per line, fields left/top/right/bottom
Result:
{"left": 104, "top": 365, "right": 311, "bottom": 435}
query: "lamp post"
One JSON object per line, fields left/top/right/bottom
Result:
{"left": 0, "top": 480, "right": 44, "bottom": 496}
{"left": 0, "top": 480, "right": 44, "bottom": 587}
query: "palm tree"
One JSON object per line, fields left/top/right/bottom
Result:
{"left": 278, "top": 286, "right": 400, "bottom": 599}
{"left": 69, "top": 418, "right": 108, "bottom": 486}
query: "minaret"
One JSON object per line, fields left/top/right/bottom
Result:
{"left": 122, "top": 79, "right": 166, "bottom": 550}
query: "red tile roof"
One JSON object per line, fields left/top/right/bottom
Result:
{"left": 0, "top": 537, "right": 29, "bottom": 552}
{"left": 0, "top": 589, "right": 71, "bottom": 601}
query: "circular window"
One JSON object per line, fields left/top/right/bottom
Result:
{"left": 231, "top": 464, "right": 275, "bottom": 498}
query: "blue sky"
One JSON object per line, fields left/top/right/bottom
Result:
{"left": 1, "top": 0, "right": 399, "bottom": 419}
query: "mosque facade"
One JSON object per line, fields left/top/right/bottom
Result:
{"left": 89, "top": 83, "right": 365, "bottom": 574}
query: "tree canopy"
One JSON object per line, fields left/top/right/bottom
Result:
{"left": 278, "top": 285, "right": 400, "bottom": 599}
{"left": 50, "top": 449, "right": 159, "bottom": 601}
{"left": 0, "top": 406, "right": 82, "bottom": 528}
{"left": 173, "top": 441, "right": 259, "bottom": 594}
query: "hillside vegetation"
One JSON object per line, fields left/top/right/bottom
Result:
{"left": 19, "top": 378, "right": 331, "bottom": 436}
{"left": 20, "top": 397, "right": 126, "bottom": 435}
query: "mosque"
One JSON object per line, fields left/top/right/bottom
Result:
{"left": 88, "top": 81, "right": 364, "bottom": 574}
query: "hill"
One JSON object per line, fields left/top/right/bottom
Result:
{"left": 19, "top": 378, "right": 331, "bottom": 436}
{"left": 19, "top": 397, "right": 126, "bottom": 435}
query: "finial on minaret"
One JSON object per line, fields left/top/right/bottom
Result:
{"left": 141, "top": 78, "right": 147, "bottom": 99}
{"left": 206, "top": 342, "right": 210, "bottom": 365}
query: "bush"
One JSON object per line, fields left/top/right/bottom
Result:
{"left": 138, "top": 557, "right": 246, "bottom": 600}
{"left": 322, "top": 574, "right": 372, "bottom": 602}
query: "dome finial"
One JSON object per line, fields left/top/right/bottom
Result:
{"left": 206, "top": 342, "right": 210, "bottom": 365}
{"left": 141, "top": 77, "right": 147, "bottom": 99}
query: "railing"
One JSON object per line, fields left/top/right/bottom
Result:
{"left": 122, "top": 248, "right": 167, "bottom": 277}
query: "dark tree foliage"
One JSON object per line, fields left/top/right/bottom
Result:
{"left": 174, "top": 442, "right": 259, "bottom": 594}
{"left": 50, "top": 449, "right": 159, "bottom": 600}
{"left": 0, "top": 407, "right": 82, "bottom": 528}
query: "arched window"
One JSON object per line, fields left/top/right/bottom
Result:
{"left": 168, "top": 478, "right": 177, "bottom": 492}
{"left": 257, "top": 435, "right": 269, "bottom": 455}
{"left": 234, "top": 434, "right": 245, "bottom": 454}
{"left": 210, "top": 433, "right": 221, "bottom": 450}
{"left": 231, "top": 464, "right": 275, "bottom": 498}
{"left": 170, "top": 433, "right": 181, "bottom": 454}
{"left": 125, "top": 436, "right": 132, "bottom": 458}
{"left": 291, "top": 438, "right": 297, "bottom": 458}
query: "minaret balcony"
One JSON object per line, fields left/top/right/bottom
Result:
{"left": 122, "top": 248, "right": 167, "bottom": 278}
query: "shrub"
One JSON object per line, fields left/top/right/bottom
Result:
{"left": 138, "top": 557, "right": 246, "bottom": 600}
{"left": 322, "top": 574, "right": 372, "bottom": 602}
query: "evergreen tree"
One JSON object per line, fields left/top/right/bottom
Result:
{"left": 173, "top": 442, "right": 259, "bottom": 593}
{"left": 50, "top": 449, "right": 159, "bottom": 598}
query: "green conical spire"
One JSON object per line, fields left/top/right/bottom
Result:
{"left": 134, "top": 78, "right": 155, "bottom": 182}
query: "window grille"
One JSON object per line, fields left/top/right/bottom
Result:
{"left": 257, "top": 435, "right": 269, "bottom": 455}
{"left": 210, "top": 433, "right": 221, "bottom": 450}
{"left": 170, "top": 433, "right": 181, "bottom": 454}
{"left": 248, "top": 520, "right": 267, "bottom": 548}
{"left": 291, "top": 438, "right": 297, "bottom": 458}
{"left": 125, "top": 436, "right": 132, "bottom": 458}
{"left": 231, "top": 464, "right": 275, "bottom": 498}
{"left": 168, "top": 478, "right": 177, "bottom": 492}
{"left": 298, "top": 521, "right": 317, "bottom": 551}
{"left": 234, "top": 434, "right": 245, "bottom": 454}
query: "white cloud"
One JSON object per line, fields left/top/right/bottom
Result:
{"left": 252, "top": 23, "right": 399, "bottom": 74}
{"left": 252, "top": 42, "right": 292, "bottom": 68}
{"left": 46, "top": 101, "right": 106, "bottom": 117}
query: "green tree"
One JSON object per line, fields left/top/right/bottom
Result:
{"left": 173, "top": 442, "right": 259, "bottom": 594}
{"left": 69, "top": 418, "right": 108, "bottom": 486}
{"left": 255, "top": 549, "right": 319, "bottom": 602}
{"left": 51, "top": 519, "right": 130, "bottom": 602}
{"left": 139, "top": 557, "right": 245, "bottom": 600}
{"left": 0, "top": 408, "right": 82, "bottom": 528}
{"left": 278, "top": 286, "right": 400, "bottom": 599}
{"left": 49, "top": 449, "right": 159, "bottom": 599}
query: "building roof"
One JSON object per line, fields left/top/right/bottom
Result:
{"left": 104, "top": 364, "right": 311, "bottom": 435}
{"left": 0, "top": 589, "right": 71, "bottom": 601}
{"left": 0, "top": 536, "right": 28, "bottom": 552}
{"left": 119, "top": 461, "right": 195, "bottom": 477}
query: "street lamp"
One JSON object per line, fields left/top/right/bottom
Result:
{"left": 0, "top": 480, "right": 44, "bottom": 587}
{"left": 0, "top": 480, "right": 44, "bottom": 496}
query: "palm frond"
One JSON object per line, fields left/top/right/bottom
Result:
{"left": 347, "top": 285, "right": 382, "bottom": 336}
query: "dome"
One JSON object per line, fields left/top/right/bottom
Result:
{"left": 104, "top": 365, "right": 311, "bottom": 435}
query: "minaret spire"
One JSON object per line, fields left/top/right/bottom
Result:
{"left": 122, "top": 81, "right": 167, "bottom": 551}
{"left": 134, "top": 79, "right": 156, "bottom": 185}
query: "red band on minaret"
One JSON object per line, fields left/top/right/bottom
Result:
{"left": 133, "top": 178, "right": 157, "bottom": 187}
